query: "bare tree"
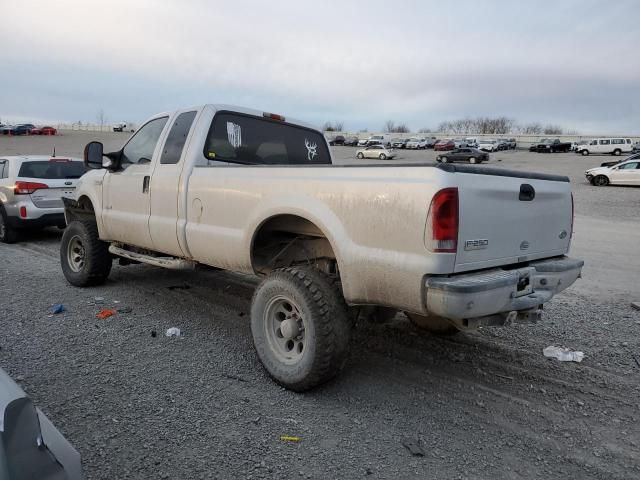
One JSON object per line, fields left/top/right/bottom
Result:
{"left": 543, "top": 125, "right": 563, "bottom": 135}
{"left": 384, "top": 120, "right": 410, "bottom": 133}
{"left": 418, "top": 127, "right": 432, "bottom": 133}
{"left": 322, "top": 121, "right": 344, "bottom": 132}
{"left": 334, "top": 121, "right": 344, "bottom": 132}
{"left": 519, "top": 122, "right": 543, "bottom": 134}
{"left": 384, "top": 120, "right": 396, "bottom": 133}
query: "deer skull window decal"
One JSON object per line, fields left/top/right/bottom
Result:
{"left": 305, "top": 138, "right": 318, "bottom": 161}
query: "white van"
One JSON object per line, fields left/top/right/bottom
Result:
{"left": 576, "top": 138, "right": 633, "bottom": 156}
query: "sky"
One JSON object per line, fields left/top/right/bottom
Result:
{"left": 0, "top": 0, "right": 639, "bottom": 134}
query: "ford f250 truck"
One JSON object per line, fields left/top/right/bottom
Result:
{"left": 60, "top": 104, "right": 583, "bottom": 391}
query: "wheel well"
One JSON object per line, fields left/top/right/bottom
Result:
{"left": 251, "top": 215, "right": 338, "bottom": 277}
{"left": 65, "top": 195, "right": 96, "bottom": 223}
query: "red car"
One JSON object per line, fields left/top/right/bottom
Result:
{"left": 434, "top": 139, "right": 455, "bottom": 151}
{"left": 30, "top": 126, "right": 57, "bottom": 135}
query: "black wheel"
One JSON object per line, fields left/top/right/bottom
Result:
{"left": 60, "top": 220, "right": 112, "bottom": 286}
{"left": 406, "top": 312, "right": 460, "bottom": 336}
{"left": 581, "top": 149, "right": 589, "bottom": 156}
{"left": 251, "top": 267, "right": 351, "bottom": 392}
{"left": 357, "top": 152, "right": 364, "bottom": 159}
{"left": 593, "top": 175, "right": 609, "bottom": 187}
{"left": 613, "top": 149, "right": 621, "bottom": 156}
{"left": 379, "top": 153, "right": 387, "bottom": 160}
{"left": 0, "top": 208, "right": 19, "bottom": 244}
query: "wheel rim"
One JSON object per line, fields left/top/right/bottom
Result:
{"left": 264, "top": 295, "right": 307, "bottom": 365}
{"left": 595, "top": 176, "right": 608, "bottom": 186}
{"left": 380, "top": 154, "right": 386, "bottom": 160}
{"left": 470, "top": 157, "right": 476, "bottom": 163}
{"left": 67, "top": 235, "right": 86, "bottom": 272}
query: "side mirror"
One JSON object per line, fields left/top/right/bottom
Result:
{"left": 84, "top": 141, "right": 120, "bottom": 170}
{"left": 84, "top": 141, "right": 104, "bottom": 169}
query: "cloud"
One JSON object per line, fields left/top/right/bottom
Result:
{"left": 1, "top": 0, "right": 639, "bottom": 133}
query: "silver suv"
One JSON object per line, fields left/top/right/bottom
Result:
{"left": 0, "top": 156, "right": 86, "bottom": 243}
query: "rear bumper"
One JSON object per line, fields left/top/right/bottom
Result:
{"left": 424, "top": 256, "right": 583, "bottom": 322}
{"left": 7, "top": 213, "right": 65, "bottom": 229}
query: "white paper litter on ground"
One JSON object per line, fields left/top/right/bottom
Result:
{"left": 543, "top": 346, "right": 584, "bottom": 363}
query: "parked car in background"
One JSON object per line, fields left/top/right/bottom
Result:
{"left": 343, "top": 136, "right": 359, "bottom": 146}
{"left": 406, "top": 137, "right": 427, "bottom": 149}
{"left": 576, "top": 138, "right": 634, "bottom": 156}
{"left": 0, "top": 125, "right": 13, "bottom": 135}
{"left": 633, "top": 142, "right": 640, "bottom": 153}
{"left": 436, "top": 148, "right": 489, "bottom": 164}
{"left": 434, "top": 139, "right": 455, "bottom": 151}
{"left": 10, "top": 124, "right": 35, "bottom": 135}
{"left": 329, "top": 135, "right": 345, "bottom": 146}
{"left": 391, "top": 138, "right": 410, "bottom": 149}
{"left": 356, "top": 144, "right": 396, "bottom": 160}
{"left": 464, "top": 138, "right": 479, "bottom": 148}
{"left": 113, "top": 122, "right": 135, "bottom": 132}
{"left": 30, "top": 126, "right": 58, "bottom": 135}
{"left": 478, "top": 139, "right": 498, "bottom": 152}
{"left": 495, "top": 139, "right": 509, "bottom": 151}
{"left": 453, "top": 139, "right": 469, "bottom": 148}
{"left": 585, "top": 158, "right": 640, "bottom": 186}
{"left": 571, "top": 140, "right": 588, "bottom": 152}
{"left": 424, "top": 137, "right": 437, "bottom": 148}
{"left": 0, "top": 156, "right": 86, "bottom": 243}
{"left": 532, "top": 138, "right": 572, "bottom": 153}
{"left": 506, "top": 138, "right": 517, "bottom": 149}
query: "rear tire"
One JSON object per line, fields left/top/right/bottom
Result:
{"left": 406, "top": 312, "right": 460, "bottom": 336}
{"left": 593, "top": 175, "right": 609, "bottom": 187}
{"left": 357, "top": 152, "right": 364, "bottom": 159}
{"left": 60, "top": 220, "right": 112, "bottom": 287}
{"left": 469, "top": 157, "right": 477, "bottom": 164}
{"left": 0, "top": 209, "right": 19, "bottom": 244}
{"left": 441, "top": 156, "right": 449, "bottom": 163}
{"left": 251, "top": 267, "right": 351, "bottom": 392}
{"left": 613, "top": 149, "right": 621, "bottom": 156}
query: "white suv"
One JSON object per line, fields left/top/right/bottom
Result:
{"left": 0, "top": 156, "right": 85, "bottom": 242}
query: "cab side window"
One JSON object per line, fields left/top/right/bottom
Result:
{"left": 0, "top": 160, "right": 6, "bottom": 179}
{"left": 122, "top": 117, "right": 169, "bottom": 165}
{"left": 160, "top": 111, "right": 197, "bottom": 165}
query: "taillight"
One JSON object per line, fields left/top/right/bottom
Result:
{"left": 14, "top": 181, "right": 49, "bottom": 194}
{"left": 263, "top": 112, "right": 286, "bottom": 122}
{"left": 426, "top": 188, "right": 459, "bottom": 253}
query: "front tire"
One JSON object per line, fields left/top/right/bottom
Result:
{"left": 60, "top": 220, "right": 112, "bottom": 287}
{"left": 613, "top": 149, "right": 621, "bottom": 156}
{"left": 251, "top": 267, "right": 351, "bottom": 392}
{"left": 581, "top": 149, "right": 589, "bottom": 156}
{"left": 469, "top": 157, "right": 477, "bottom": 164}
{"left": 593, "top": 175, "right": 609, "bottom": 187}
{"left": 379, "top": 153, "right": 387, "bottom": 160}
{"left": 441, "top": 156, "right": 449, "bottom": 163}
{"left": 406, "top": 312, "right": 460, "bottom": 336}
{"left": 356, "top": 152, "right": 364, "bottom": 159}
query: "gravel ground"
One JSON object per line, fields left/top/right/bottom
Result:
{"left": 1, "top": 132, "right": 640, "bottom": 479}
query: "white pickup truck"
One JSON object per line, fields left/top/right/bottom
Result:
{"left": 60, "top": 104, "right": 583, "bottom": 391}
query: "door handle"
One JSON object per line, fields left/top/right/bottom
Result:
{"left": 143, "top": 176, "right": 150, "bottom": 194}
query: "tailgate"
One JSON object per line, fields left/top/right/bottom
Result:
{"left": 29, "top": 180, "right": 77, "bottom": 208}
{"left": 450, "top": 167, "right": 572, "bottom": 272}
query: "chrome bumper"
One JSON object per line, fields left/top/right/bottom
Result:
{"left": 424, "top": 256, "right": 584, "bottom": 323}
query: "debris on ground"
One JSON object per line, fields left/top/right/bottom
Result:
{"left": 94, "top": 297, "right": 105, "bottom": 304}
{"left": 117, "top": 306, "right": 133, "bottom": 314}
{"left": 401, "top": 438, "right": 425, "bottom": 457}
{"left": 279, "top": 435, "right": 301, "bottom": 443}
{"left": 51, "top": 304, "right": 65, "bottom": 314}
{"left": 632, "top": 355, "right": 640, "bottom": 369}
{"left": 151, "top": 330, "right": 157, "bottom": 338}
{"left": 165, "top": 327, "right": 181, "bottom": 337}
{"left": 543, "top": 346, "right": 585, "bottom": 363}
{"left": 631, "top": 302, "right": 640, "bottom": 311}
{"left": 96, "top": 308, "right": 116, "bottom": 320}
{"left": 167, "top": 284, "right": 191, "bottom": 291}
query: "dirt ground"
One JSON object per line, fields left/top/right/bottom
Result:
{"left": 1, "top": 132, "right": 639, "bottom": 479}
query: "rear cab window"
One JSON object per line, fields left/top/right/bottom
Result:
{"left": 18, "top": 160, "right": 87, "bottom": 179}
{"left": 203, "top": 111, "right": 330, "bottom": 165}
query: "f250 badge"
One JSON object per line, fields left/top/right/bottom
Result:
{"left": 464, "top": 239, "right": 488, "bottom": 251}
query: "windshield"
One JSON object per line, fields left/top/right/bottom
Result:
{"left": 18, "top": 160, "right": 86, "bottom": 179}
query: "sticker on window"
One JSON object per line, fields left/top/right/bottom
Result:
{"left": 227, "top": 122, "right": 242, "bottom": 148}
{"left": 305, "top": 138, "right": 318, "bottom": 161}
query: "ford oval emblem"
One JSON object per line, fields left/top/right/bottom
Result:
{"left": 520, "top": 241, "right": 530, "bottom": 251}
{"left": 559, "top": 230, "right": 567, "bottom": 239}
